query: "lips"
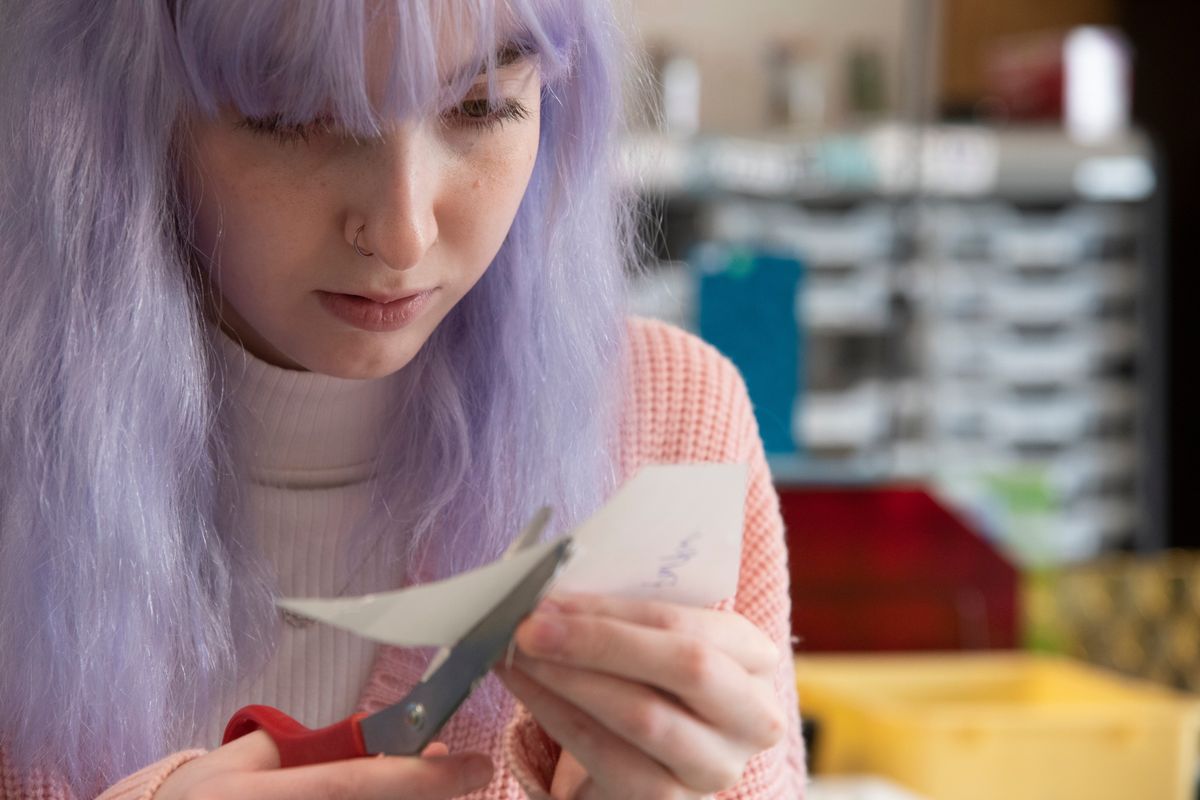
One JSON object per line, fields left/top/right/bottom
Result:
{"left": 353, "top": 290, "right": 428, "bottom": 304}
{"left": 316, "top": 288, "right": 438, "bottom": 332}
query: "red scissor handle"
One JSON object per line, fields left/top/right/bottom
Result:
{"left": 223, "top": 705, "right": 370, "bottom": 767}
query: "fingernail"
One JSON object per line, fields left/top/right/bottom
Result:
{"left": 538, "top": 598, "right": 564, "bottom": 614}
{"left": 528, "top": 612, "right": 567, "bottom": 653}
{"left": 540, "top": 594, "right": 578, "bottom": 614}
{"left": 420, "top": 741, "right": 449, "bottom": 757}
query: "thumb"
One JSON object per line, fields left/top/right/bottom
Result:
{"left": 217, "top": 729, "right": 284, "bottom": 770}
{"left": 421, "top": 742, "right": 450, "bottom": 757}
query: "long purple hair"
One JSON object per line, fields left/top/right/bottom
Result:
{"left": 0, "top": 0, "right": 634, "bottom": 792}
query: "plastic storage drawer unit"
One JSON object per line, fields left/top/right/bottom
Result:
{"left": 796, "top": 653, "right": 1200, "bottom": 800}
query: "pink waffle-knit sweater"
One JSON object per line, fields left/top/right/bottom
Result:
{"left": 1, "top": 317, "right": 806, "bottom": 799}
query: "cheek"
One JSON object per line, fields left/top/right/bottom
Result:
{"left": 442, "top": 132, "right": 539, "bottom": 265}
{"left": 186, "top": 159, "right": 327, "bottom": 297}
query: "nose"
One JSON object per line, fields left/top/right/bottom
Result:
{"left": 349, "top": 127, "right": 440, "bottom": 272}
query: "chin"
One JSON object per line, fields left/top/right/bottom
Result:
{"left": 304, "top": 337, "right": 425, "bottom": 380}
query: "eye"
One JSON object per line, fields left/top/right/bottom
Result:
{"left": 441, "top": 97, "right": 532, "bottom": 133}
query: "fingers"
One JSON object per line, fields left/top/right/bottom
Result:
{"left": 185, "top": 753, "right": 494, "bottom": 800}
{"left": 196, "top": 730, "right": 282, "bottom": 772}
{"left": 511, "top": 654, "right": 751, "bottom": 794}
{"left": 539, "top": 594, "right": 780, "bottom": 676}
{"left": 504, "top": 596, "right": 789, "bottom": 798}
{"left": 497, "top": 665, "right": 698, "bottom": 799}
{"left": 200, "top": 731, "right": 448, "bottom": 767}
{"left": 421, "top": 742, "right": 450, "bottom": 757}
{"left": 514, "top": 610, "right": 786, "bottom": 750}
{"left": 161, "top": 733, "right": 488, "bottom": 800}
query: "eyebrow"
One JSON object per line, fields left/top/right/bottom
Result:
{"left": 454, "top": 40, "right": 534, "bottom": 84}
{"left": 487, "top": 43, "right": 531, "bottom": 71}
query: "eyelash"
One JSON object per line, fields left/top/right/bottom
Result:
{"left": 236, "top": 98, "right": 532, "bottom": 145}
{"left": 443, "top": 97, "right": 532, "bottom": 132}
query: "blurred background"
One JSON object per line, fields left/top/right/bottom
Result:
{"left": 617, "top": 1, "right": 1199, "bottom": 798}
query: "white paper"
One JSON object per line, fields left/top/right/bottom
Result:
{"left": 276, "top": 463, "right": 747, "bottom": 647}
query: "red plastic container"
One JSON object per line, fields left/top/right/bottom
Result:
{"left": 779, "top": 485, "right": 1018, "bottom": 652}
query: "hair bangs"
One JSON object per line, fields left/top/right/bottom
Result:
{"left": 172, "top": 0, "right": 578, "bottom": 138}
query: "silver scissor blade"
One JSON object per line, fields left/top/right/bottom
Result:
{"left": 503, "top": 505, "right": 553, "bottom": 558}
{"left": 421, "top": 507, "right": 554, "bottom": 683}
{"left": 360, "top": 536, "right": 574, "bottom": 756}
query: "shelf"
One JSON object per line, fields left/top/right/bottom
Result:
{"left": 622, "top": 125, "right": 1159, "bottom": 560}
{"left": 767, "top": 454, "right": 894, "bottom": 486}
{"left": 622, "top": 124, "right": 1155, "bottom": 202}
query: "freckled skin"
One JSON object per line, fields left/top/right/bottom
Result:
{"left": 179, "top": 61, "right": 542, "bottom": 379}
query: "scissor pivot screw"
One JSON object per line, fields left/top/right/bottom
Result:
{"left": 403, "top": 702, "right": 427, "bottom": 729}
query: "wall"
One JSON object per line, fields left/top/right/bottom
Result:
{"left": 940, "top": 0, "right": 1118, "bottom": 112}
{"left": 620, "top": 0, "right": 910, "bottom": 133}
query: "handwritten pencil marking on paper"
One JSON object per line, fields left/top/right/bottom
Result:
{"left": 643, "top": 531, "right": 703, "bottom": 590}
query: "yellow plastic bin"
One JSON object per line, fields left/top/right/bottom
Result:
{"left": 796, "top": 653, "right": 1200, "bottom": 800}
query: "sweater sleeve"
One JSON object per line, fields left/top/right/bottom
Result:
{"left": 93, "top": 751, "right": 207, "bottom": 800}
{"left": 712, "top": 381, "right": 807, "bottom": 799}
{"left": 501, "top": 703, "right": 560, "bottom": 799}
{"left": 501, "top": 318, "right": 806, "bottom": 798}
{"left": 1, "top": 749, "right": 205, "bottom": 800}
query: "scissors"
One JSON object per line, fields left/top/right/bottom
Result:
{"left": 222, "top": 511, "right": 570, "bottom": 766}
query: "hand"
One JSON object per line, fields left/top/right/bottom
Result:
{"left": 495, "top": 593, "right": 787, "bottom": 799}
{"left": 154, "top": 732, "right": 493, "bottom": 800}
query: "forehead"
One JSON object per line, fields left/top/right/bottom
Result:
{"left": 360, "top": 1, "right": 530, "bottom": 103}
{"left": 173, "top": 0, "right": 574, "bottom": 134}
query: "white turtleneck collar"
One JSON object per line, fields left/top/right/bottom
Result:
{"left": 212, "top": 327, "right": 404, "bottom": 489}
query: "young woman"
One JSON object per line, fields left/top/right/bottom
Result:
{"left": 0, "top": 1, "right": 805, "bottom": 798}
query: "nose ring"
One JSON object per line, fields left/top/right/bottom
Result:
{"left": 353, "top": 224, "right": 374, "bottom": 257}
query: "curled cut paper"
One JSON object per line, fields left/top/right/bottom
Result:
{"left": 277, "top": 462, "right": 748, "bottom": 647}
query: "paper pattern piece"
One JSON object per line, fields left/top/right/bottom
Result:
{"left": 276, "top": 463, "right": 747, "bottom": 647}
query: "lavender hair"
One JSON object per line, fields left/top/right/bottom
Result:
{"left": 0, "top": 0, "right": 635, "bottom": 793}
